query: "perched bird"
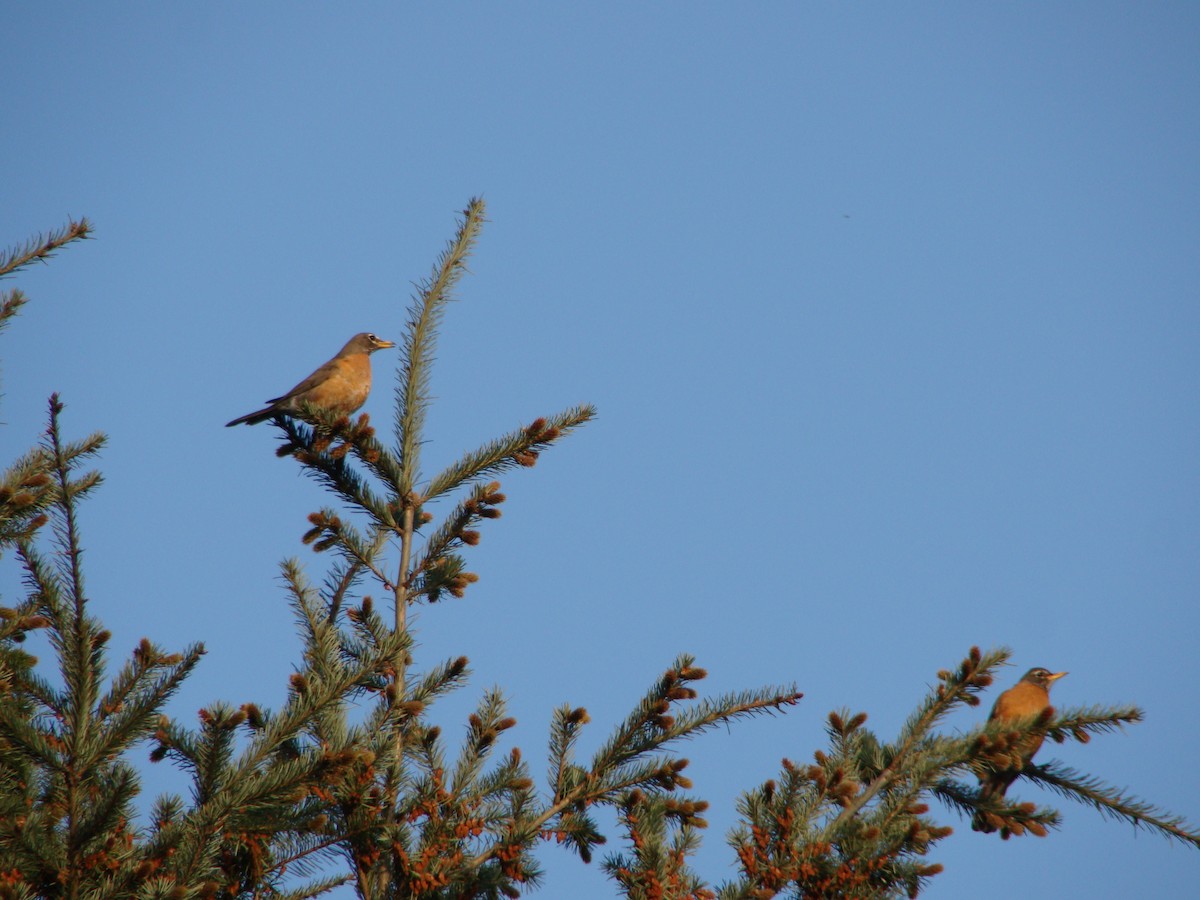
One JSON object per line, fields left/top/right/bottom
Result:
{"left": 226, "top": 332, "right": 395, "bottom": 427}
{"left": 972, "top": 667, "right": 1067, "bottom": 833}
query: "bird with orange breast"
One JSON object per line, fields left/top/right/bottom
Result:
{"left": 226, "top": 332, "right": 395, "bottom": 427}
{"left": 972, "top": 667, "right": 1067, "bottom": 835}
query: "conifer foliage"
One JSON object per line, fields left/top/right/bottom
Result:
{"left": 257, "top": 200, "right": 802, "bottom": 898}
{"left": 1, "top": 209, "right": 1197, "bottom": 899}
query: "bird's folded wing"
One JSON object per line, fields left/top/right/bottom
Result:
{"left": 267, "top": 358, "right": 340, "bottom": 405}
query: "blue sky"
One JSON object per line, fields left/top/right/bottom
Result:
{"left": 3, "top": 4, "right": 1199, "bottom": 897}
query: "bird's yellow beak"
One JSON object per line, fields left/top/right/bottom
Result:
{"left": 1048, "top": 671, "right": 1068, "bottom": 682}
{"left": 376, "top": 339, "right": 396, "bottom": 349}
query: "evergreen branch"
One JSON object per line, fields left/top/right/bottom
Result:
{"left": 94, "top": 640, "right": 201, "bottom": 722}
{"left": 405, "top": 551, "right": 476, "bottom": 604}
{"left": 71, "top": 764, "right": 137, "bottom": 858}
{"left": 0, "top": 689, "right": 64, "bottom": 769}
{"left": 38, "top": 402, "right": 106, "bottom": 712}
{"left": 928, "top": 778, "right": 979, "bottom": 821}
{"left": 651, "top": 688, "right": 804, "bottom": 745}
{"left": 298, "top": 406, "right": 407, "bottom": 499}
{"left": 590, "top": 656, "right": 800, "bottom": 780}
{"left": 11, "top": 540, "right": 74, "bottom": 717}
{"left": 300, "top": 516, "right": 393, "bottom": 593}
{"left": 414, "top": 482, "right": 497, "bottom": 570}
{"left": 159, "top": 624, "right": 410, "bottom": 882}
{"left": 825, "top": 646, "right": 1007, "bottom": 833}
{"left": 50, "top": 434, "right": 107, "bottom": 472}
{"left": 898, "top": 646, "right": 1009, "bottom": 743}
{"left": 397, "top": 706, "right": 443, "bottom": 775}
{"left": 240, "top": 628, "right": 408, "bottom": 777}
{"left": 0, "top": 387, "right": 220, "bottom": 894}
{"left": 192, "top": 704, "right": 242, "bottom": 804}
{"left": 268, "top": 825, "right": 354, "bottom": 881}
{"left": 2, "top": 808, "right": 69, "bottom": 885}
{"left": 0, "top": 217, "right": 92, "bottom": 281}
{"left": 602, "top": 792, "right": 713, "bottom": 899}
{"left": 388, "top": 501, "right": 417, "bottom": 839}
{"left": 153, "top": 716, "right": 202, "bottom": 773}
{"left": 962, "top": 704, "right": 1145, "bottom": 765}
{"left": 0, "top": 447, "right": 56, "bottom": 550}
{"left": 548, "top": 704, "right": 590, "bottom": 804}
{"left": 341, "top": 595, "right": 409, "bottom": 677}
{"left": 406, "top": 654, "right": 472, "bottom": 708}
{"left": 470, "top": 659, "right": 799, "bottom": 874}
{"left": 932, "top": 777, "right": 1062, "bottom": 835}
{"left": 321, "top": 554, "right": 367, "bottom": 624}
{"left": 278, "top": 418, "right": 393, "bottom": 526}
{"left": 471, "top": 750, "right": 534, "bottom": 815}
{"left": 3, "top": 649, "right": 67, "bottom": 722}
{"left": 395, "top": 197, "right": 487, "bottom": 494}
{"left": 333, "top": 520, "right": 394, "bottom": 587}
{"left": 943, "top": 703, "right": 1146, "bottom": 789}
{"left": 450, "top": 689, "right": 516, "bottom": 795}
{"left": 868, "top": 787, "right": 947, "bottom": 852}
{"left": 38, "top": 395, "right": 110, "bottom": 878}
{"left": 93, "top": 643, "right": 205, "bottom": 766}
{"left": 271, "top": 872, "right": 353, "bottom": 900}
{"left": 368, "top": 201, "right": 500, "bottom": 885}
{"left": 43, "top": 399, "right": 103, "bottom": 602}
{"left": 284, "top": 565, "right": 412, "bottom": 720}
{"left": 1042, "top": 704, "right": 1144, "bottom": 744}
{"left": 721, "top": 752, "right": 954, "bottom": 899}
{"left": 0, "top": 595, "right": 46, "bottom": 679}
{"left": 0, "top": 286, "right": 28, "bottom": 334}
{"left": 1025, "top": 760, "right": 1200, "bottom": 848}
{"left": 346, "top": 421, "right": 406, "bottom": 497}
{"left": 549, "top": 805, "right": 606, "bottom": 866}
{"left": 407, "top": 481, "right": 506, "bottom": 601}
{"left": 14, "top": 537, "right": 65, "bottom": 631}
{"left": 282, "top": 559, "right": 330, "bottom": 650}
{"left": 423, "top": 404, "right": 598, "bottom": 501}
{"left": 146, "top": 793, "right": 186, "bottom": 834}
{"left": 593, "top": 755, "right": 691, "bottom": 797}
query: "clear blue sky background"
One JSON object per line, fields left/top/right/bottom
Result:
{"left": 3, "top": 4, "right": 1198, "bottom": 897}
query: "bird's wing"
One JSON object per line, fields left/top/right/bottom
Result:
{"left": 266, "top": 357, "right": 341, "bottom": 404}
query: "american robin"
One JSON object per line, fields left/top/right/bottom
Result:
{"left": 972, "top": 666, "right": 1067, "bottom": 833}
{"left": 226, "top": 332, "right": 395, "bottom": 427}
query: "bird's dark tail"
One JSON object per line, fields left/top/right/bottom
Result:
{"left": 225, "top": 408, "right": 277, "bottom": 427}
{"left": 972, "top": 776, "right": 1014, "bottom": 834}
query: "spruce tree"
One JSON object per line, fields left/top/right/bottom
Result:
{"left": 247, "top": 200, "right": 802, "bottom": 897}
{"left": 0, "top": 222, "right": 406, "bottom": 898}
{"left": 1, "top": 207, "right": 1197, "bottom": 900}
